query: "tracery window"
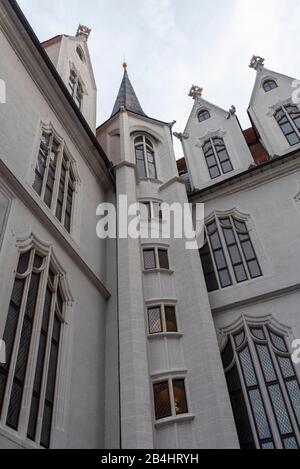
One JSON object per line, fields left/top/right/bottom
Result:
{"left": 33, "top": 129, "right": 77, "bottom": 234}
{"left": 202, "top": 137, "right": 233, "bottom": 179}
{"left": 200, "top": 215, "right": 262, "bottom": 292}
{"left": 274, "top": 105, "right": 300, "bottom": 146}
{"left": 221, "top": 321, "right": 300, "bottom": 449}
{"left": 134, "top": 136, "right": 157, "bottom": 179}
{"left": 0, "top": 240, "right": 68, "bottom": 448}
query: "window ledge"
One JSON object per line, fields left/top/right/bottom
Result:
{"left": 139, "top": 177, "right": 164, "bottom": 185}
{"left": 0, "top": 425, "right": 42, "bottom": 450}
{"left": 154, "top": 414, "right": 195, "bottom": 429}
{"left": 143, "top": 269, "right": 174, "bottom": 276}
{"left": 148, "top": 332, "right": 183, "bottom": 340}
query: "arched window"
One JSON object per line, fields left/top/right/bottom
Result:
{"left": 76, "top": 46, "right": 85, "bottom": 63}
{"left": 134, "top": 136, "right": 157, "bottom": 179}
{"left": 33, "top": 127, "right": 78, "bottom": 234}
{"left": 274, "top": 105, "right": 300, "bottom": 146}
{"left": 202, "top": 137, "right": 233, "bottom": 179}
{"left": 0, "top": 240, "right": 68, "bottom": 448}
{"left": 199, "top": 214, "right": 262, "bottom": 292}
{"left": 221, "top": 321, "right": 300, "bottom": 449}
{"left": 198, "top": 110, "right": 211, "bottom": 122}
{"left": 68, "top": 69, "right": 84, "bottom": 110}
{"left": 263, "top": 80, "right": 278, "bottom": 92}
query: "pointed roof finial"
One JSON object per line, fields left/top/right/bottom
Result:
{"left": 123, "top": 62, "right": 128, "bottom": 70}
{"left": 189, "top": 85, "right": 203, "bottom": 100}
{"left": 249, "top": 55, "right": 265, "bottom": 70}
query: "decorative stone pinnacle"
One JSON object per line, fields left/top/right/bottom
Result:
{"left": 173, "top": 132, "right": 189, "bottom": 141}
{"left": 249, "top": 55, "right": 265, "bottom": 70}
{"left": 226, "top": 105, "right": 237, "bottom": 120}
{"left": 189, "top": 85, "right": 203, "bottom": 100}
{"left": 76, "top": 24, "right": 92, "bottom": 40}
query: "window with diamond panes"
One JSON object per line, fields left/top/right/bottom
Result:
{"left": 33, "top": 130, "right": 76, "bottom": 234}
{"left": 221, "top": 322, "right": 300, "bottom": 449}
{"left": 147, "top": 305, "right": 178, "bottom": 335}
{"left": 153, "top": 381, "right": 172, "bottom": 420}
{"left": 143, "top": 248, "right": 171, "bottom": 271}
{"left": 143, "top": 249, "right": 156, "bottom": 270}
{"left": 200, "top": 215, "right": 262, "bottom": 292}
{"left": 0, "top": 246, "right": 66, "bottom": 448}
{"left": 274, "top": 105, "right": 300, "bottom": 146}
{"left": 153, "top": 379, "right": 188, "bottom": 421}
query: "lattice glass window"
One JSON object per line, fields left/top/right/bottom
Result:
{"left": 221, "top": 321, "right": 300, "bottom": 449}
{"left": 202, "top": 137, "right": 233, "bottom": 180}
{"left": 143, "top": 249, "right": 156, "bottom": 270}
{"left": 263, "top": 80, "right": 278, "bottom": 92}
{"left": 274, "top": 105, "right": 300, "bottom": 146}
{"left": 33, "top": 130, "right": 77, "bottom": 234}
{"left": 153, "top": 379, "right": 188, "bottom": 421}
{"left": 134, "top": 136, "right": 157, "bottom": 180}
{"left": 147, "top": 305, "right": 178, "bottom": 335}
{"left": 153, "top": 381, "right": 172, "bottom": 420}
{"left": 0, "top": 244, "right": 67, "bottom": 448}
{"left": 200, "top": 215, "right": 262, "bottom": 292}
{"left": 143, "top": 247, "right": 171, "bottom": 271}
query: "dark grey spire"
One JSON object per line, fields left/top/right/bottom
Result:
{"left": 111, "top": 63, "right": 146, "bottom": 117}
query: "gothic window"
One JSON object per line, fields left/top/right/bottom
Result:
{"left": 202, "top": 137, "right": 233, "bottom": 180}
{"left": 76, "top": 46, "right": 85, "bottom": 63}
{"left": 33, "top": 129, "right": 77, "bottom": 234}
{"left": 198, "top": 110, "right": 211, "bottom": 122}
{"left": 68, "top": 69, "right": 84, "bottom": 110}
{"left": 153, "top": 379, "right": 188, "bottom": 421}
{"left": 143, "top": 247, "right": 170, "bottom": 271}
{"left": 200, "top": 215, "right": 262, "bottom": 292}
{"left": 134, "top": 136, "right": 157, "bottom": 180}
{"left": 147, "top": 305, "right": 178, "bottom": 335}
{"left": 274, "top": 105, "right": 300, "bottom": 146}
{"left": 263, "top": 80, "right": 278, "bottom": 92}
{"left": 0, "top": 242, "right": 67, "bottom": 448}
{"left": 221, "top": 322, "right": 300, "bottom": 449}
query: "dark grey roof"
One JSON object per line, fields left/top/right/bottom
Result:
{"left": 111, "top": 69, "right": 146, "bottom": 117}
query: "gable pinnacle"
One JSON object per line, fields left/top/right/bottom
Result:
{"left": 249, "top": 55, "right": 265, "bottom": 71}
{"left": 76, "top": 24, "right": 91, "bottom": 40}
{"left": 189, "top": 85, "right": 203, "bottom": 100}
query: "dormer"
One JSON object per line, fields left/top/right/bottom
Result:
{"left": 248, "top": 55, "right": 300, "bottom": 158}
{"left": 42, "top": 25, "right": 97, "bottom": 132}
{"left": 178, "top": 86, "right": 254, "bottom": 191}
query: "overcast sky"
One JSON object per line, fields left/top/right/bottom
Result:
{"left": 18, "top": 0, "right": 300, "bottom": 158}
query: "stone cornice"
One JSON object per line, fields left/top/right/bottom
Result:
{"left": 0, "top": 159, "right": 111, "bottom": 300}
{"left": 211, "top": 282, "right": 300, "bottom": 315}
{"left": 189, "top": 151, "right": 300, "bottom": 203}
